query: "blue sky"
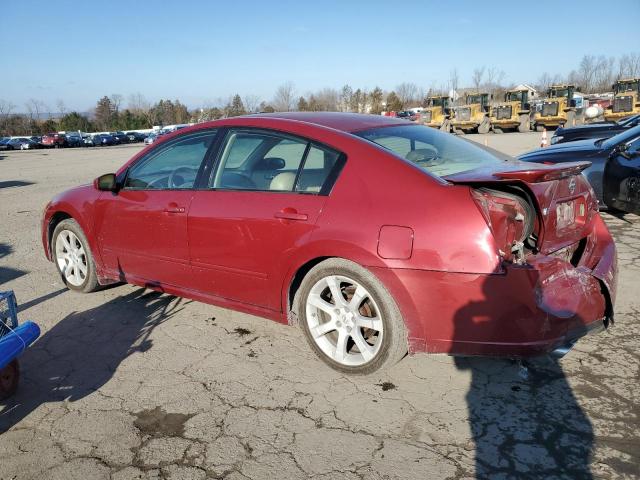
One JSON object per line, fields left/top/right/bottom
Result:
{"left": 2, "top": 0, "right": 639, "bottom": 111}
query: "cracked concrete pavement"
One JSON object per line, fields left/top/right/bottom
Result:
{"left": 0, "top": 135, "right": 638, "bottom": 479}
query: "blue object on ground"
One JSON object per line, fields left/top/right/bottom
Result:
{"left": 0, "top": 321, "right": 41, "bottom": 370}
{"left": 0, "top": 291, "right": 41, "bottom": 370}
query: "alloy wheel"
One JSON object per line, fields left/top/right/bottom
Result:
{"left": 305, "top": 275, "right": 383, "bottom": 366}
{"left": 55, "top": 229, "right": 88, "bottom": 287}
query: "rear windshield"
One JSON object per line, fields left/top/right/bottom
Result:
{"left": 354, "top": 124, "right": 503, "bottom": 177}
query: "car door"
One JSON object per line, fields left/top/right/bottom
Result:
{"left": 603, "top": 134, "right": 640, "bottom": 214}
{"left": 188, "top": 128, "right": 344, "bottom": 311}
{"left": 94, "top": 129, "right": 219, "bottom": 287}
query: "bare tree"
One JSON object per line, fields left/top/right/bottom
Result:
{"left": 55, "top": 99, "right": 67, "bottom": 119}
{"left": 243, "top": 94, "right": 261, "bottom": 113}
{"left": 273, "top": 82, "right": 296, "bottom": 111}
{"left": 127, "top": 93, "right": 150, "bottom": 113}
{"left": 0, "top": 99, "right": 15, "bottom": 117}
{"left": 110, "top": 94, "right": 124, "bottom": 114}
{"left": 484, "top": 67, "right": 506, "bottom": 98}
{"left": 593, "top": 56, "right": 616, "bottom": 92}
{"left": 618, "top": 52, "right": 640, "bottom": 78}
{"left": 26, "top": 99, "right": 47, "bottom": 121}
{"left": 0, "top": 99, "right": 15, "bottom": 134}
{"left": 472, "top": 66, "right": 486, "bottom": 91}
{"left": 396, "top": 82, "right": 420, "bottom": 108}
{"left": 315, "top": 88, "right": 339, "bottom": 111}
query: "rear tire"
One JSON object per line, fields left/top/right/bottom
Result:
{"left": 535, "top": 124, "right": 545, "bottom": 132}
{"left": 440, "top": 119, "right": 451, "bottom": 133}
{"left": 0, "top": 360, "right": 19, "bottom": 400}
{"left": 52, "top": 219, "right": 100, "bottom": 293}
{"left": 294, "top": 258, "right": 408, "bottom": 375}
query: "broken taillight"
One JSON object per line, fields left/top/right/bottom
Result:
{"left": 471, "top": 188, "right": 535, "bottom": 263}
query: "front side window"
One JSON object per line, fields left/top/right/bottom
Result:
{"left": 211, "top": 130, "right": 342, "bottom": 194}
{"left": 125, "top": 130, "right": 217, "bottom": 190}
{"left": 356, "top": 124, "right": 504, "bottom": 178}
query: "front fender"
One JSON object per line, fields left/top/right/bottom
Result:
{"left": 42, "top": 185, "right": 103, "bottom": 270}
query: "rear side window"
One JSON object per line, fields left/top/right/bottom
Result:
{"left": 356, "top": 124, "right": 502, "bottom": 178}
{"left": 211, "top": 129, "right": 343, "bottom": 194}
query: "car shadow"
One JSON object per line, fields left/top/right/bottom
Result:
{"left": 0, "top": 287, "right": 187, "bottom": 432}
{"left": 452, "top": 278, "right": 594, "bottom": 479}
{"left": 0, "top": 243, "right": 27, "bottom": 285}
{"left": 0, "top": 181, "right": 34, "bottom": 190}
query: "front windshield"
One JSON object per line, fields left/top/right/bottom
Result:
{"left": 428, "top": 98, "right": 445, "bottom": 108}
{"left": 355, "top": 124, "right": 504, "bottom": 178}
{"left": 506, "top": 91, "right": 525, "bottom": 102}
{"left": 549, "top": 88, "right": 570, "bottom": 98}
{"left": 601, "top": 124, "right": 640, "bottom": 150}
{"left": 616, "top": 81, "right": 639, "bottom": 93}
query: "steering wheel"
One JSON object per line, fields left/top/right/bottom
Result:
{"left": 169, "top": 166, "right": 197, "bottom": 189}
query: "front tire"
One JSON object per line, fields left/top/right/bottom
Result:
{"left": 52, "top": 219, "right": 99, "bottom": 293}
{"left": 294, "top": 259, "right": 407, "bottom": 374}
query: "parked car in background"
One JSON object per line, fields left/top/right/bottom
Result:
{"left": 17, "top": 138, "right": 42, "bottom": 150}
{"left": 82, "top": 135, "right": 94, "bottom": 147}
{"left": 30, "top": 136, "right": 43, "bottom": 146}
{"left": 126, "top": 131, "right": 147, "bottom": 142}
{"left": 0, "top": 138, "right": 12, "bottom": 150}
{"left": 41, "top": 112, "right": 616, "bottom": 374}
{"left": 1, "top": 137, "right": 40, "bottom": 150}
{"left": 65, "top": 133, "right": 84, "bottom": 148}
{"left": 111, "top": 131, "right": 129, "bottom": 144}
{"left": 41, "top": 133, "right": 67, "bottom": 148}
{"left": 144, "top": 132, "right": 161, "bottom": 145}
{"left": 551, "top": 114, "right": 640, "bottom": 145}
{"left": 519, "top": 124, "right": 640, "bottom": 207}
{"left": 92, "top": 134, "right": 117, "bottom": 146}
{"left": 603, "top": 130, "right": 640, "bottom": 215}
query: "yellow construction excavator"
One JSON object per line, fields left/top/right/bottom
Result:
{"left": 604, "top": 78, "right": 640, "bottom": 122}
{"left": 451, "top": 93, "right": 492, "bottom": 134}
{"left": 533, "top": 84, "right": 582, "bottom": 131}
{"left": 489, "top": 89, "right": 532, "bottom": 133}
{"left": 420, "top": 96, "right": 452, "bottom": 132}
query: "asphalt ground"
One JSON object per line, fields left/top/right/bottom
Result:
{"left": 0, "top": 135, "right": 638, "bottom": 479}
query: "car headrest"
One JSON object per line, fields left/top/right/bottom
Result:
{"left": 270, "top": 172, "right": 297, "bottom": 191}
{"left": 260, "top": 157, "right": 286, "bottom": 170}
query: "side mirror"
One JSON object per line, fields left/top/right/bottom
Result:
{"left": 95, "top": 173, "right": 118, "bottom": 191}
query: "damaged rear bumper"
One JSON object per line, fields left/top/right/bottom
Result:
{"left": 371, "top": 215, "right": 617, "bottom": 357}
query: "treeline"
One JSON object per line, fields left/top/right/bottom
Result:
{"left": 1, "top": 52, "right": 638, "bottom": 137}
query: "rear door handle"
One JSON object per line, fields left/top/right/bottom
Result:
{"left": 164, "top": 203, "right": 185, "bottom": 214}
{"left": 274, "top": 209, "right": 308, "bottom": 221}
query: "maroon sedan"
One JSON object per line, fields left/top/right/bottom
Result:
{"left": 41, "top": 113, "right": 617, "bottom": 374}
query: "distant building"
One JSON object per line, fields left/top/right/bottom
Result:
{"left": 513, "top": 84, "right": 539, "bottom": 99}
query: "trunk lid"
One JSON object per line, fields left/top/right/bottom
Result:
{"left": 445, "top": 160, "right": 599, "bottom": 255}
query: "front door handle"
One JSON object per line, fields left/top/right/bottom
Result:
{"left": 164, "top": 203, "right": 185, "bottom": 214}
{"left": 274, "top": 209, "right": 308, "bottom": 221}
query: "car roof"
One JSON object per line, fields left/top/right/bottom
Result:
{"left": 237, "top": 112, "right": 412, "bottom": 133}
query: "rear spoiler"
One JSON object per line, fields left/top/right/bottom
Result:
{"left": 445, "top": 161, "right": 591, "bottom": 184}
{"left": 494, "top": 161, "right": 591, "bottom": 183}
